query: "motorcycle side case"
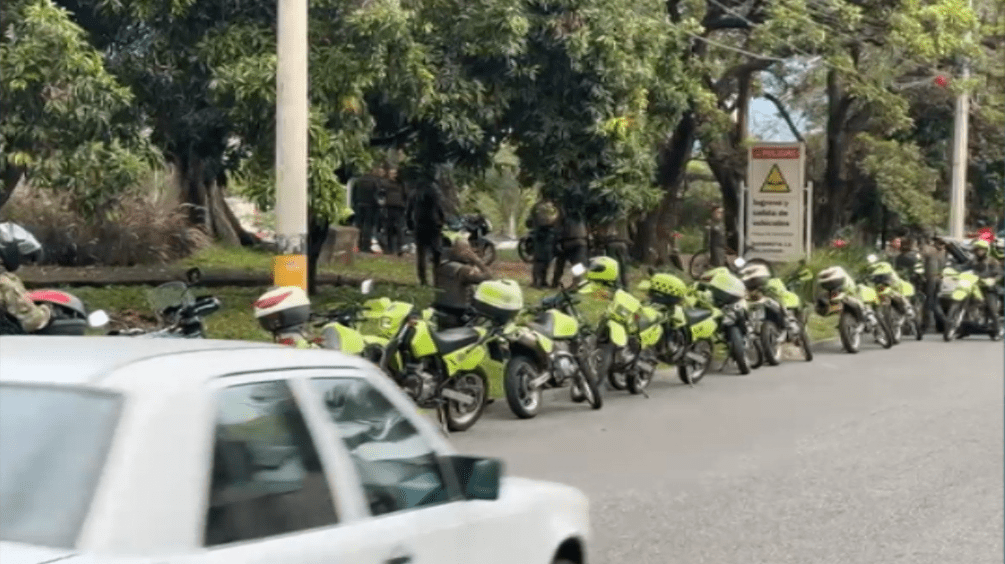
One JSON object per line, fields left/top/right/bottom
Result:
{"left": 607, "top": 288, "right": 642, "bottom": 325}
{"left": 375, "top": 301, "right": 414, "bottom": 338}
{"left": 321, "top": 322, "right": 366, "bottom": 355}
{"left": 536, "top": 309, "right": 579, "bottom": 340}
{"left": 604, "top": 318, "right": 629, "bottom": 347}
{"left": 409, "top": 321, "right": 439, "bottom": 357}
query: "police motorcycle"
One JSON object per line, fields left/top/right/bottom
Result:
{"left": 939, "top": 262, "right": 1002, "bottom": 342}
{"left": 451, "top": 214, "right": 497, "bottom": 266}
{"left": 502, "top": 263, "right": 603, "bottom": 418}
{"left": 864, "top": 255, "right": 923, "bottom": 343}
{"left": 380, "top": 279, "right": 524, "bottom": 432}
{"left": 737, "top": 259, "right": 794, "bottom": 365}
{"left": 815, "top": 265, "right": 894, "bottom": 353}
{"left": 694, "top": 266, "right": 763, "bottom": 374}
{"left": 758, "top": 263, "right": 815, "bottom": 362}
{"left": 581, "top": 257, "right": 656, "bottom": 392}
{"left": 638, "top": 270, "right": 719, "bottom": 385}
{"left": 109, "top": 268, "right": 220, "bottom": 338}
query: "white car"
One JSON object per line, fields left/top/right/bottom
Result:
{"left": 0, "top": 337, "right": 589, "bottom": 564}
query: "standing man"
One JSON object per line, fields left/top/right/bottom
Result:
{"left": 526, "top": 196, "right": 560, "bottom": 289}
{"left": 552, "top": 195, "right": 589, "bottom": 288}
{"left": 351, "top": 167, "right": 383, "bottom": 253}
{"left": 382, "top": 166, "right": 408, "bottom": 256}
{"left": 921, "top": 236, "right": 947, "bottom": 334}
{"left": 707, "top": 205, "right": 727, "bottom": 268}
{"left": 406, "top": 167, "right": 446, "bottom": 286}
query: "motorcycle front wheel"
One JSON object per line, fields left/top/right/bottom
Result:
{"left": 503, "top": 355, "right": 542, "bottom": 419}
{"left": 873, "top": 314, "right": 894, "bottom": 349}
{"left": 943, "top": 302, "right": 964, "bottom": 342}
{"left": 573, "top": 350, "right": 603, "bottom": 409}
{"left": 444, "top": 371, "right": 488, "bottom": 432}
{"left": 726, "top": 325, "right": 751, "bottom": 375}
{"left": 760, "top": 321, "right": 782, "bottom": 366}
{"left": 518, "top": 236, "right": 534, "bottom": 263}
{"left": 838, "top": 310, "right": 861, "bottom": 353}
{"left": 677, "top": 339, "right": 713, "bottom": 384}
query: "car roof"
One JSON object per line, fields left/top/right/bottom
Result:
{"left": 0, "top": 336, "right": 286, "bottom": 386}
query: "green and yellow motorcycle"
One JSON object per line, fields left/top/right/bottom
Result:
{"left": 380, "top": 279, "right": 524, "bottom": 432}
{"left": 864, "top": 255, "right": 923, "bottom": 343}
{"left": 939, "top": 266, "right": 1002, "bottom": 341}
{"left": 502, "top": 265, "right": 603, "bottom": 418}
{"left": 738, "top": 260, "right": 814, "bottom": 364}
{"left": 640, "top": 272, "right": 719, "bottom": 385}
{"left": 816, "top": 265, "right": 894, "bottom": 353}
{"left": 315, "top": 281, "right": 412, "bottom": 363}
{"left": 760, "top": 268, "right": 814, "bottom": 362}
{"left": 695, "top": 266, "right": 762, "bottom": 374}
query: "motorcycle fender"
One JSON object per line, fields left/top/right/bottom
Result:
{"left": 321, "top": 323, "right": 365, "bottom": 355}
{"left": 640, "top": 323, "right": 663, "bottom": 348}
{"left": 444, "top": 344, "right": 487, "bottom": 375}
{"left": 842, "top": 299, "right": 864, "bottom": 321}
{"left": 550, "top": 310, "right": 580, "bottom": 339}
{"left": 607, "top": 320, "right": 628, "bottom": 346}
{"left": 781, "top": 290, "right": 801, "bottom": 310}
{"left": 410, "top": 322, "right": 438, "bottom": 357}
{"left": 691, "top": 318, "right": 717, "bottom": 340}
{"left": 951, "top": 288, "right": 969, "bottom": 301}
{"left": 362, "top": 335, "right": 388, "bottom": 349}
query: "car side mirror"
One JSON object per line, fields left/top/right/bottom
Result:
{"left": 88, "top": 310, "right": 109, "bottom": 328}
{"left": 361, "top": 279, "right": 374, "bottom": 295}
{"left": 444, "top": 455, "right": 503, "bottom": 501}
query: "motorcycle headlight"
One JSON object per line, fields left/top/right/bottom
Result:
{"left": 959, "top": 279, "right": 972, "bottom": 289}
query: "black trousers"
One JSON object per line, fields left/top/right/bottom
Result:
{"left": 384, "top": 207, "right": 405, "bottom": 255}
{"left": 532, "top": 228, "right": 556, "bottom": 288}
{"left": 923, "top": 278, "right": 946, "bottom": 332}
{"left": 356, "top": 206, "right": 376, "bottom": 252}
{"left": 553, "top": 239, "right": 588, "bottom": 287}
{"left": 605, "top": 241, "right": 630, "bottom": 289}
{"left": 415, "top": 231, "right": 442, "bottom": 286}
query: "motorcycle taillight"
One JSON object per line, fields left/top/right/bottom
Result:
{"left": 277, "top": 337, "right": 296, "bottom": 346}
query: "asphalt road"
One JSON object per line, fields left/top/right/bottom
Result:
{"left": 452, "top": 338, "right": 1004, "bottom": 564}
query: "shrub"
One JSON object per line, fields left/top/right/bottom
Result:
{"left": 2, "top": 170, "right": 210, "bottom": 266}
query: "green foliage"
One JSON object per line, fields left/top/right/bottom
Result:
{"left": 0, "top": 0, "right": 157, "bottom": 213}
{"left": 855, "top": 134, "right": 946, "bottom": 229}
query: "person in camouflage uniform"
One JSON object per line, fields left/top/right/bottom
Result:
{"left": 432, "top": 235, "right": 494, "bottom": 329}
{"left": 0, "top": 222, "right": 50, "bottom": 334}
{"left": 526, "top": 197, "right": 560, "bottom": 288}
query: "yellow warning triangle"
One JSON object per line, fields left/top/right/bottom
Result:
{"left": 760, "top": 164, "right": 790, "bottom": 193}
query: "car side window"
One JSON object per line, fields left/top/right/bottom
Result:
{"left": 204, "top": 381, "right": 338, "bottom": 547}
{"left": 310, "top": 378, "right": 451, "bottom": 517}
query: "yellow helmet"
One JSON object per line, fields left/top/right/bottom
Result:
{"left": 585, "top": 256, "right": 619, "bottom": 284}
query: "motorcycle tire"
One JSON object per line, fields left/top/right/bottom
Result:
{"left": 884, "top": 305, "right": 902, "bottom": 345}
{"left": 838, "top": 310, "right": 861, "bottom": 353}
{"left": 727, "top": 325, "right": 751, "bottom": 375}
{"left": 797, "top": 321, "right": 814, "bottom": 361}
{"left": 595, "top": 343, "right": 623, "bottom": 390}
{"left": 444, "top": 371, "right": 488, "bottom": 432}
{"left": 477, "top": 240, "right": 497, "bottom": 266}
{"left": 748, "top": 335, "right": 764, "bottom": 370}
{"left": 518, "top": 236, "right": 534, "bottom": 263}
{"left": 875, "top": 315, "right": 894, "bottom": 349}
{"left": 626, "top": 361, "right": 653, "bottom": 395}
{"left": 574, "top": 350, "right": 604, "bottom": 410}
{"left": 943, "top": 302, "right": 963, "bottom": 342}
{"left": 503, "top": 355, "right": 542, "bottom": 419}
{"left": 677, "top": 340, "right": 713, "bottom": 384}
{"left": 760, "top": 321, "right": 782, "bottom": 366}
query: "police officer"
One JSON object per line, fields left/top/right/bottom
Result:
{"left": 526, "top": 196, "right": 560, "bottom": 288}
{"left": 967, "top": 239, "right": 1002, "bottom": 334}
{"left": 0, "top": 222, "right": 51, "bottom": 334}
{"left": 707, "top": 205, "right": 727, "bottom": 268}
{"left": 894, "top": 237, "right": 920, "bottom": 273}
{"left": 552, "top": 196, "right": 589, "bottom": 288}
{"left": 351, "top": 167, "right": 383, "bottom": 253}
{"left": 595, "top": 218, "right": 631, "bottom": 289}
{"left": 921, "top": 236, "right": 947, "bottom": 334}
{"left": 432, "top": 235, "right": 493, "bottom": 329}
{"left": 381, "top": 166, "right": 408, "bottom": 256}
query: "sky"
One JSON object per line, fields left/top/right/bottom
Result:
{"left": 748, "top": 97, "right": 804, "bottom": 142}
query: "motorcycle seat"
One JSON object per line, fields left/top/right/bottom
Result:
{"left": 683, "top": 308, "right": 713, "bottom": 326}
{"left": 431, "top": 327, "right": 482, "bottom": 354}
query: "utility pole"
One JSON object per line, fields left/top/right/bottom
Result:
{"left": 948, "top": 0, "right": 973, "bottom": 239}
{"left": 273, "top": 0, "right": 309, "bottom": 290}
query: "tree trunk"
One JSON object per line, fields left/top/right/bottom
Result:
{"left": 176, "top": 154, "right": 253, "bottom": 247}
{"left": 816, "top": 70, "right": 853, "bottom": 245}
{"left": 634, "top": 112, "right": 696, "bottom": 263}
{"left": 704, "top": 141, "right": 743, "bottom": 251}
{"left": 0, "top": 164, "right": 24, "bottom": 210}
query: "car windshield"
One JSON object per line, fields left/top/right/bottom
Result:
{"left": 0, "top": 384, "right": 122, "bottom": 548}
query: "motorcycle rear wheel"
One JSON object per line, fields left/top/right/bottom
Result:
{"left": 727, "top": 325, "right": 751, "bottom": 375}
{"left": 760, "top": 321, "right": 782, "bottom": 366}
{"left": 838, "top": 310, "right": 861, "bottom": 353}
{"left": 943, "top": 302, "right": 964, "bottom": 342}
{"left": 677, "top": 340, "right": 713, "bottom": 384}
{"left": 476, "top": 240, "right": 497, "bottom": 266}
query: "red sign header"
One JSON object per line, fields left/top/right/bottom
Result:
{"left": 752, "top": 147, "right": 800, "bottom": 159}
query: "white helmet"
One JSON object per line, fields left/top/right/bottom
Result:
{"left": 740, "top": 263, "right": 771, "bottom": 291}
{"left": 0, "top": 222, "right": 42, "bottom": 272}
{"left": 253, "top": 286, "right": 311, "bottom": 334}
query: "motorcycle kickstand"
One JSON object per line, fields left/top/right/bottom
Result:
{"left": 436, "top": 403, "right": 449, "bottom": 435}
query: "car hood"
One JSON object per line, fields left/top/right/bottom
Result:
{"left": 0, "top": 542, "right": 78, "bottom": 564}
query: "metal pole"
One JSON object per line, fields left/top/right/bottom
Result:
{"left": 738, "top": 180, "right": 745, "bottom": 258}
{"left": 274, "top": 0, "right": 310, "bottom": 290}
{"left": 805, "top": 181, "right": 813, "bottom": 259}
{"left": 948, "top": 0, "right": 972, "bottom": 239}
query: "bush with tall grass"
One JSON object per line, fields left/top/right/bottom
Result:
{"left": 2, "top": 169, "right": 210, "bottom": 266}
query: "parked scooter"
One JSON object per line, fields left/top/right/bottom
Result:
{"left": 502, "top": 263, "right": 603, "bottom": 418}
{"left": 815, "top": 265, "right": 893, "bottom": 353}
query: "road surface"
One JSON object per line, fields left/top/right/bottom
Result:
{"left": 453, "top": 338, "right": 1004, "bottom": 564}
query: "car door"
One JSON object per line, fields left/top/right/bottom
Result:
{"left": 298, "top": 372, "right": 469, "bottom": 564}
{"left": 186, "top": 376, "right": 421, "bottom": 564}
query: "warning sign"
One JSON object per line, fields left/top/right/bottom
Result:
{"left": 759, "top": 164, "right": 790, "bottom": 193}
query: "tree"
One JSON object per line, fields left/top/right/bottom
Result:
{"left": 0, "top": 0, "right": 156, "bottom": 213}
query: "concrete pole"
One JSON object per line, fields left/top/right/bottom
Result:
{"left": 948, "top": 0, "right": 972, "bottom": 239}
{"left": 273, "top": 0, "right": 310, "bottom": 290}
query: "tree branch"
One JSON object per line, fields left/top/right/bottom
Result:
{"left": 762, "top": 93, "right": 805, "bottom": 142}
{"left": 714, "top": 58, "right": 775, "bottom": 98}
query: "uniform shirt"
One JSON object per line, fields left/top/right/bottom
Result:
{"left": 0, "top": 271, "right": 51, "bottom": 332}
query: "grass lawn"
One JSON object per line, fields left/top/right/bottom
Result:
{"left": 65, "top": 244, "right": 837, "bottom": 398}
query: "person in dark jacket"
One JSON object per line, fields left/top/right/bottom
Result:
{"left": 526, "top": 197, "right": 560, "bottom": 288}
{"left": 381, "top": 166, "right": 408, "bottom": 255}
{"left": 595, "top": 219, "right": 631, "bottom": 289}
{"left": 406, "top": 171, "right": 446, "bottom": 286}
{"left": 552, "top": 198, "right": 589, "bottom": 288}
{"left": 894, "top": 238, "right": 920, "bottom": 273}
{"left": 351, "top": 169, "right": 383, "bottom": 253}
{"left": 921, "top": 237, "right": 947, "bottom": 333}
{"left": 433, "top": 236, "right": 493, "bottom": 329}
{"left": 967, "top": 239, "right": 1002, "bottom": 334}
{"left": 707, "top": 205, "right": 727, "bottom": 268}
